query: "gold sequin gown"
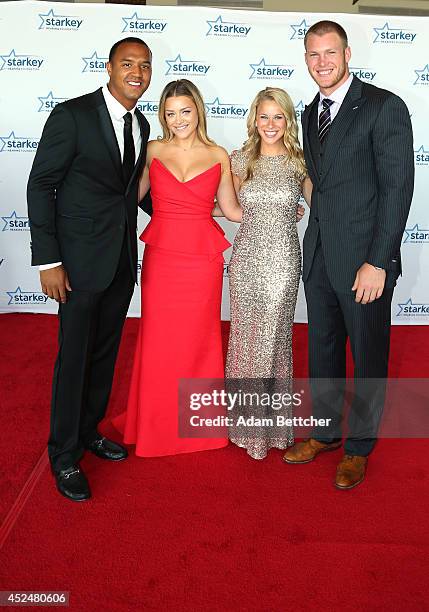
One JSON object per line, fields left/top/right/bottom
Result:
{"left": 226, "top": 150, "right": 302, "bottom": 460}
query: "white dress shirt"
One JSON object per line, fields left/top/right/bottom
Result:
{"left": 318, "top": 74, "right": 354, "bottom": 123}
{"left": 39, "top": 84, "right": 141, "bottom": 271}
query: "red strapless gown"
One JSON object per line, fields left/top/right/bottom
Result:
{"left": 113, "top": 158, "right": 230, "bottom": 456}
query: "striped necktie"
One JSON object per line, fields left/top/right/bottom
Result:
{"left": 318, "top": 98, "right": 334, "bottom": 144}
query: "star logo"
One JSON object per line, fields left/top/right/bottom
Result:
{"left": 206, "top": 15, "right": 250, "bottom": 36}
{"left": 82, "top": 51, "right": 108, "bottom": 73}
{"left": 249, "top": 58, "right": 294, "bottom": 80}
{"left": 37, "top": 92, "right": 68, "bottom": 112}
{"left": 6, "top": 287, "right": 48, "bottom": 305}
{"left": 403, "top": 224, "right": 429, "bottom": 244}
{"left": 0, "top": 50, "right": 26, "bottom": 71}
{"left": 0, "top": 131, "right": 15, "bottom": 152}
{"left": 414, "top": 65, "right": 429, "bottom": 85}
{"left": 1, "top": 211, "right": 29, "bottom": 231}
{"left": 165, "top": 54, "right": 210, "bottom": 76}
{"left": 290, "top": 19, "right": 311, "bottom": 40}
{"left": 373, "top": 22, "right": 416, "bottom": 43}
{"left": 38, "top": 8, "right": 56, "bottom": 29}
{"left": 397, "top": 298, "right": 429, "bottom": 316}
{"left": 121, "top": 12, "right": 167, "bottom": 34}
{"left": 38, "top": 8, "right": 83, "bottom": 30}
{"left": 0, "top": 132, "right": 39, "bottom": 153}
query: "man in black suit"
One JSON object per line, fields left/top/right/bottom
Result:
{"left": 27, "top": 38, "right": 152, "bottom": 501}
{"left": 284, "top": 21, "right": 414, "bottom": 488}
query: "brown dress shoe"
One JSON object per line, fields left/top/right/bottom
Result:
{"left": 335, "top": 455, "right": 368, "bottom": 490}
{"left": 283, "top": 438, "right": 342, "bottom": 464}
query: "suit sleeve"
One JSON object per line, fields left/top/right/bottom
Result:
{"left": 27, "top": 104, "right": 77, "bottom": 265}
{"left": 366, "top": 94, "right": 414, "bottom": 270}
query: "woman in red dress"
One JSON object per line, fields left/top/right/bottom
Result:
{"left": 114, "top": 80, "right": 241, "bottom": 456}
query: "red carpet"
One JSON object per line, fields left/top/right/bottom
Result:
{"left": 1, "top": 314, "right": 428, "bottom": 611}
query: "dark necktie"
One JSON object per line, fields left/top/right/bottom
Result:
{"left": 318, "top": 98, "right": 334, "bottom": 144}
{"left": 122, "top": 112, "right": 135, "bottom": 185}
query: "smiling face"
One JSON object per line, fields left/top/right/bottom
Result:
{"left": 255, "top": 99, "right": 286, "bottom": 148}
{"left": 164, "top": 95, "right": 198, "bottom": 140}
{"left": 107, "top": 42, "right": 152, "bottom": 110}
{"left": 305, "top": 31, "right": 351, "bottom": 96}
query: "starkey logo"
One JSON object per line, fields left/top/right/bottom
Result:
{"left": 38, "top": 92, "right": 68, "bottom": 112}
{"left": 349, "top": 66, "right": 377, "bottom": 82}
{"left": 373, "top": 22, "right": 417, "bottom": 44}
{"left": 249, "top": 58, "right": 295, "bottom": 80}
{"left": 6, "top": 287, "right": 49, "bottom": 306}
{"left": 122, "top": 12, "right": 167, "bottom": 34}
{"left": 38, "top": 8, "right": 83, "bottom": 31}
{"left": 0, "top": 133, "right": 39, "bottom": 153}
{"left": 403, "top": 224, "right": 429, "bottom": 244}
{"left": 82, "top": 52, "right": 108, "bottom": 73}
{"left": 397, "top": 298, "right": 429, "bottom": 317}
{"left": 205, "top": 98, "right": 248, "bottom": 119}
{"left": 206, "top": 15, "right": 251, "bottom": 37}
{"left": 290, "top": 19, "right": 311, "bottom": 40}
{"left": 165, "top": 54, "right": 210, "bottom": 77}
{"left": 414, "top": 65, "right": 429, "bottom": 86}
{"left": 2, "top": 211, "right": 30, "bottom": 231}
{"left": 137, "top": 100, "right": 159, "bottom": 115}
{"left": 0, "top": 49, "right": 44, "bottom": 71}
{"left": 294, "top": 100, "right": 305, "bottom": 121}
{"left": 414, "top": 145, "right": 429, "bottom": 165}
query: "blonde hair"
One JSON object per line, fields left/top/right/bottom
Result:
{"left": 157, "top": 79, "right": 215, "bottom": 146}
{"left": 242, "top": 87, "right": 306, "bottom": 183}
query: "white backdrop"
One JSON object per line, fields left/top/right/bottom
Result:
{"left": 0, "top": 1, "right": 428, "bottom": 323}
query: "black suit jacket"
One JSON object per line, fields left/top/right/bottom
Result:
{"left": 27, "top": 88, "right": 151, "bottom": 291}
{"left": 302, "top": 76, "right": 414, "bottom": 293}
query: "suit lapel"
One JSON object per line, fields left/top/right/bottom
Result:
{"left": 96, "top": 93, "right": 123, "bottom": 184}
{"left": 319, "top": 77, "right": 366, "bottom": 185}
{"left": 302, "top": 92, "right": 319, "bottom": 183}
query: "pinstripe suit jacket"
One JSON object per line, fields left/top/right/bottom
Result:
{"left": 301, "top": 76, "right": 414, "bottom": 293}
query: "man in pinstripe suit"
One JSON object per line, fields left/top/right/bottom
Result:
{"left": 283, "top": 21, "right": 414, "bottom": 488}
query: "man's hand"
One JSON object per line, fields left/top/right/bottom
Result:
{"left": 40, "top": 265, "right": 72, "bottom": 304}
{"left": 352, "top": 263, "right": 386, "bottom": 304}
{"left": 296, "top": 204, "right": 305, "bottom": 222}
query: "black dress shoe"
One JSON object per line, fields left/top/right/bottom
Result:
{"left": 85, "top": 436, "right": 128, "bottom": 461}
{"left": 54, "top": 465, "right": 91, "bottom": 502}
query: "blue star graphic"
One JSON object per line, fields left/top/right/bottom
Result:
{"left": 82, "top": 52, "right": 108, "bottom": 73}
{"left": 397, "top": 298, "right": 428, "bottom": 316}
{"left": 0, "top": 131, "right": 15, "bottom": 153}
{"left": 122, "top": 12, "right": 139, "bottom": 33}
{"left": 0, "top": 49, "right": 21, "bottom": 71}
{"left": 414, "top": 144, "right": 429, "bottom": 155}
{"left": 37, "top": 92, "right": 67, "bottom": 112}
{"left": 290, "top": 19, "right": 311, "bottom": 40}
{"left": 403, "top": 224, "right": 429, "bottom": 244}
{"left": 414, "top": 65, "right": 429, "bottom": 85}
{"left": 249, "top": 58, "right": 267, "bottom": 79}
{"left": 373, "top": 22, "right": 393, "bottom": 43}
{"left": 1, "top": 211, "right": 29, "bottom": 231}
{"left": 6, "top": 287, "right": 23, "bottom": 304}
{"left": 38, "top": 8, "right": 56, "bottom": 30}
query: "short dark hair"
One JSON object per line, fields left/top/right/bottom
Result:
{"left": 108, "top": 37, "right": 151, "bottom": 62}
{"left": 304, "top": 20, "right": 348, "bottom": 49}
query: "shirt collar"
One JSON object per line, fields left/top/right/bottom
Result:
{"left": 102, "top": 84, "right": 136, "bottom": 120}
{"left": 320, "top": 73, "right": 354, "bottom": 106}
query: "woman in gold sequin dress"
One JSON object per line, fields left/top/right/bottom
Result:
{"left": 226, "top": 87, "right": 312, "bottom": 460}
